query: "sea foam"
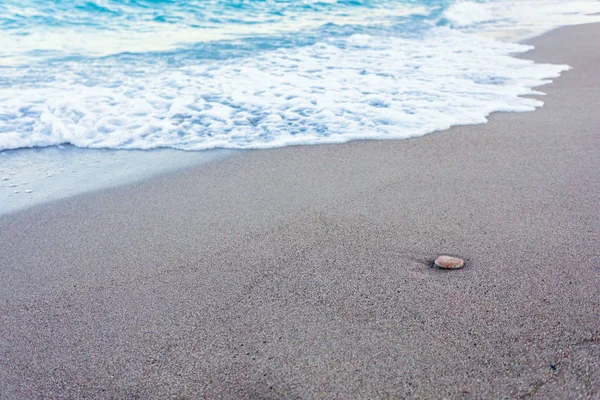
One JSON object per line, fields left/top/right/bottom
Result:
{"left": 0, "top": 0, "right": 599, "bottom": 152}
{"left": 0, "top": 29, "right": 568, "bottom": 151}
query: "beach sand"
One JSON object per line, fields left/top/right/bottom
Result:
{"left": 1, "top": 23, "right": 599, "bottom": 398}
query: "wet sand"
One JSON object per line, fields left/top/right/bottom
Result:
{"left": 1, "top": 23, "right": 599, "bottom": 398}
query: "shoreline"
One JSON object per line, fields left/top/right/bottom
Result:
{"left": 1, "top": 23, "right": 599, "bottom": 398}
{"left": 0, "top": 145, "right": 236, "bottom": 216}
{"left": 0, "top": 20, "right": 590, "bottom": 216}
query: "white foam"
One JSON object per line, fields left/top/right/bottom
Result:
{"left": 444, "top": 0, "right": 600, "bottom": 41}
{"left": 1, "top": 0, "right": 599, "bottom": 153}
{"left": 0, "top": 28, "right": 568, "bottom": 152}
{"left": 444, "top": 1, "right": 495, "bottom": 27}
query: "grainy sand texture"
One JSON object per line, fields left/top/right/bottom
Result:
{"left": 1, "top": 23, "right": 599, "bottom": 399}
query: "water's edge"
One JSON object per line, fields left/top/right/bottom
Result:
{"left": 0, "top": 18, "right": 596, "bottom": 216}
{"left": 0, "top": 146, "right": 235, "bottom": 215}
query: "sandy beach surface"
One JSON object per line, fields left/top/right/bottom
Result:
{"left": 1, "top": 23, "right": 599, "bottom": 399}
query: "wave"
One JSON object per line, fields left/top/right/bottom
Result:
{"left": 0, "top": 0, "right": 599, "bottom": 151}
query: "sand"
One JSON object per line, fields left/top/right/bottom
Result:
{"left": 1, "top": 23, "right": 599, "bottom": 399}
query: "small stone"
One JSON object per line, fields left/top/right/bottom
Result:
{"left": 434, "top": 255, "right": 465, "bottom": 270}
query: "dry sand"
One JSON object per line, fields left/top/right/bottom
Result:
{"left": 1, "top": 23, "right": 599, "bottom": 399}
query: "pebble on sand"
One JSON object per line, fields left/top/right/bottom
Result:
{"left": 434, "top": 255, "right": 465, "bottom": 269}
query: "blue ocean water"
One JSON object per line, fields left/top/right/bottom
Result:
{"left": 0, "top": 0, "right": 599, "bottom": 151}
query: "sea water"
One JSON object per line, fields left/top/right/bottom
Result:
{"left": 1, "top": 0, "right": 599, "bottom": 213}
